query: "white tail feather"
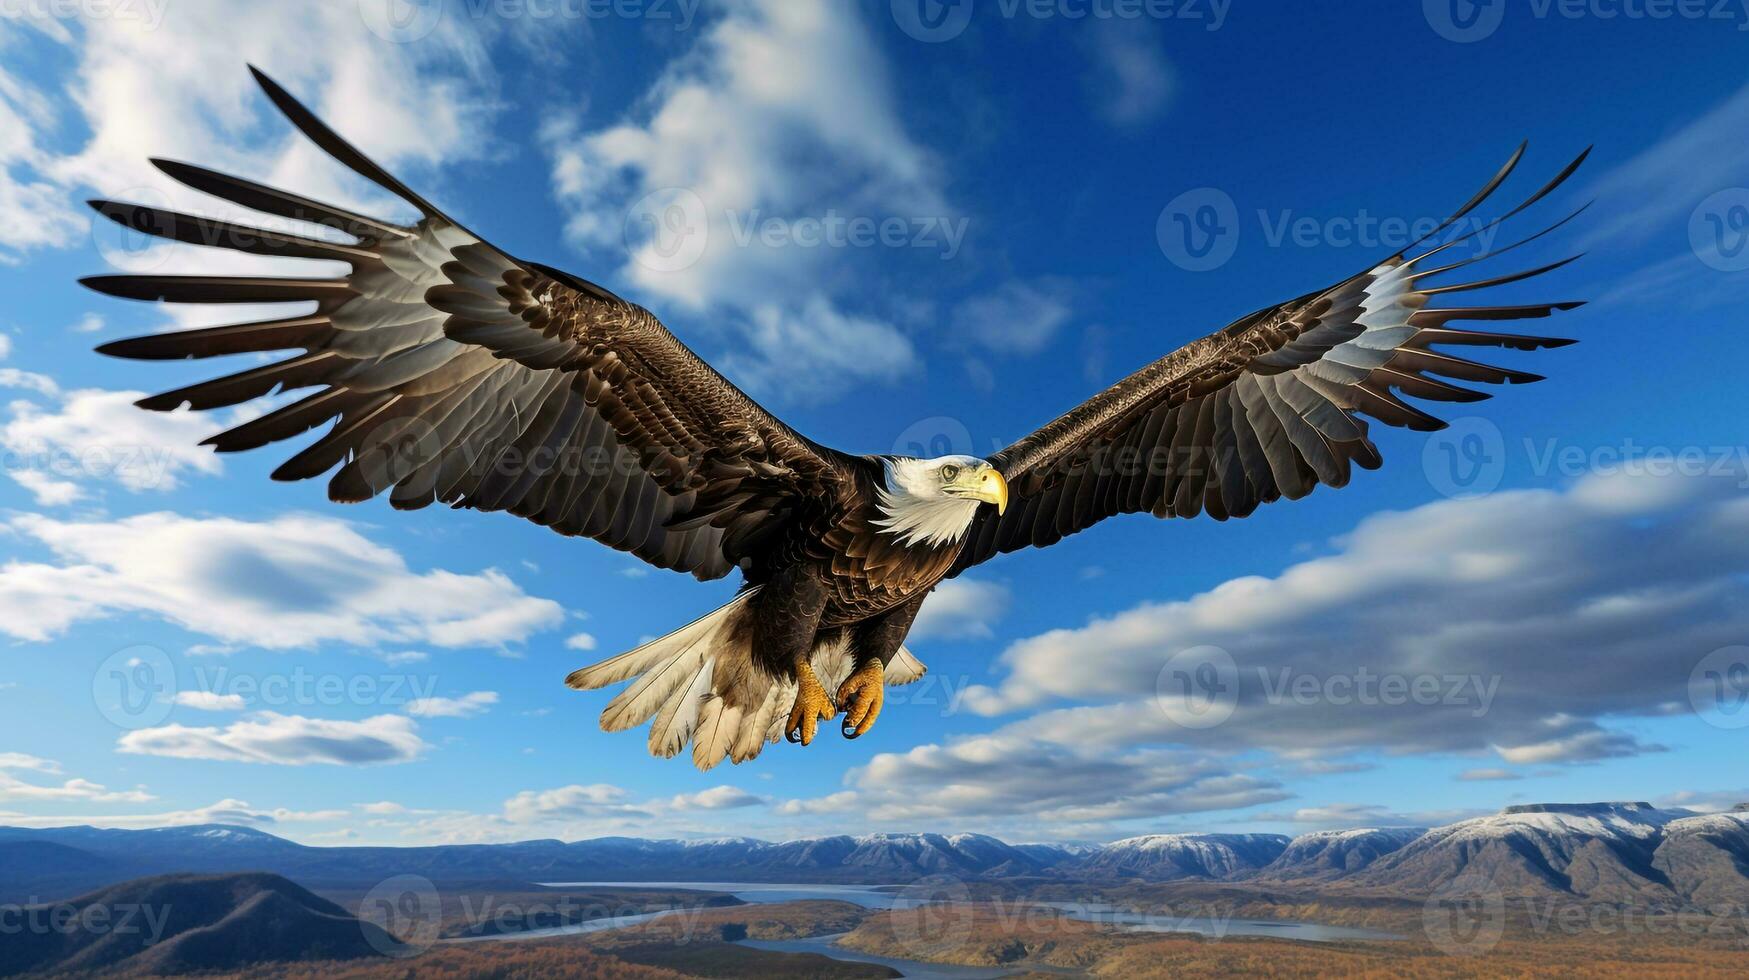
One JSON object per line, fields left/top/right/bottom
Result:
{"left": 600, "top": 628, "right": 715, "bottom": 732}
{"left": 647, "top": 660, "right": 713, "bottom": 759}
{"left": 692, "top": 697, "right": 743, "bottom": 770}
{"left": 565, "top": 590, "right": 758, "bottom": 692}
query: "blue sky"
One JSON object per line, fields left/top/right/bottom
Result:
{"left": 1, "top": 0, "right": 1747, "bottom": 846}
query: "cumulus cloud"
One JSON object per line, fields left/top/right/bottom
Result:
{"left": 665, "top": 785, "right": 765, "bottom": 811}
{"left": 405, "top": 691, "right": 499, "bottom": 718}
{"left": 957, "top": 468, "right": 1749, "bottom": 766}
{"left": 118, "top": 711, "right": 426, "bottom": 766}
{"left": 781, "top": 734, "right": 1286, "bottom": 833}
{"left": 173, "top": 690, "right": 247, "bottom": 712}
{"left": 910, "top": 577, "right": 1011, "bottom": 641}
{"left": 1, "top": 388, "right": 223, "bottom": 503}
{"left": 502, "top": 783, "right": 652, "bottom": 824}
{"left": 565, "top": 632, "right": 598, "bottom": 651}
{"left": 0, "top": 511, "right": 564, "bottom": 648}
{"left": 1, "top": 0, "right": 494, "bottom": 276}
{"left": 543, "top": 0, "right": 944, "bottom": 398}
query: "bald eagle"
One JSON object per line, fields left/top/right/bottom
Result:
{"left": 86, "top": 70, "right": 1586, "bottom": 770}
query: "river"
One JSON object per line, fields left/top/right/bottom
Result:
{"left": 476, "top": 880, "right": 1402, "bottom": 975}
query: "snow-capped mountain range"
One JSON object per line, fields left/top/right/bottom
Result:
{"left": 4, "top": 802, "right": 1747, "bottom": 907}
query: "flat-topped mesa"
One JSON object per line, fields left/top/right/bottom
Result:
{"left": 1500, "top": 801, "right": 1656, "bottom": 816}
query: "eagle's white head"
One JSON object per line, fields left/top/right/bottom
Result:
{"left": 873, "top": 455, "right": 1009, "bottom": 548}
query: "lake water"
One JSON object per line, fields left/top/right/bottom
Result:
{"left": 501, "top": 880, "right": 1400, "bottom": 975}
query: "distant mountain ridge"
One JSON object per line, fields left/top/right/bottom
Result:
{"left": 5, "top": 802, "right": 1749, "bottom": 909}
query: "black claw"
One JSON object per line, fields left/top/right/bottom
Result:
{"left": 785, "top": 727, "right": 802, "bottom": 744}
{"left": 842, "top": 720, "right": 861, "bottom": 739}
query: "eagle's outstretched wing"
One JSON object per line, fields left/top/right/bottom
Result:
{"left": 950, "top": 146, "right": 1588, "bottom": 575}
{"left": 85, "top": 68, "right": 852, "bottom": 581}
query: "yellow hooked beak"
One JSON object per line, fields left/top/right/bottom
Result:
{"left": 972, "top": 466, "right": 1009, "bottom": 515}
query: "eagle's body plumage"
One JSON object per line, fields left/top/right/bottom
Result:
{"left": 85, "top": 69, "right": 1589, "bottom": 769}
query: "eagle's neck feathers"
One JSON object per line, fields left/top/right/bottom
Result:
{"left": 871, "top": 457, "right": 981, "bottom": 549}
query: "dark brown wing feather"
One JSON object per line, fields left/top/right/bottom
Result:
{"left": 85, "top": 67, "right": 854, "bottom": 581}
{"left": 951, "top": 145, "right": 1589, "bottom": 575}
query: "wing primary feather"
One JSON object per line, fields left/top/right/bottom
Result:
{"left": 149, "top": 158, "right": 407, "bottom": 239}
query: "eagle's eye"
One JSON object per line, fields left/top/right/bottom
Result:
{"left": 940, "top": 464, "right": 960, "bottom": 482}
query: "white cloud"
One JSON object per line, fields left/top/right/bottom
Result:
{"left": 1576, "top": 80, "right": 1749, "bottom": 311}
{"left": 0, "top": 59, "right": 85, "bottom": 261}
{"left": 0, "top": 511, "right": 565, "bottom": 648}
{"left": 1579, "top": 80, "right": 1749, "bottom": 248}
{"left": 173, "top": 690, "right": 247, "bottom": 712}
{"left": 0, "top": 1, "right": 495, "bottom": 274}
{"left": 405, "top": 690, "right": 498, "bottom": 718}
{"left": 9, "top": 470, "right": 83, "bottom": 506}
{"left": 0, "top": 753, "right": 62, "bottom": 773}
{"left": 0, "top": 370, "right": 60, "bottom": 397}
{"left": 781, "top": 734, "right": 1284, "bottom": 833}
{"left": 958, "top": 468, "right": 1749, "bottom": 767}
{"left": 564, "top": 632, "right": 598, "bottom": 651}
{"left": 0, "top": 798, "right": 345, "bottom": 829}
{"left": 118, "top": 711, "right": 426, "bottom": 766}
{"left": 952, "top": 280, "right": 1075, "bottom": 357}
{"left": 544, "top": 0, "right": 942, "bottom": 398}
{"left": 910, "top": 577, "right": 1010, "bottom": 641}
{"left": 69, "top": 313, "right": 104, "bottom": 333}
{"left": 0, "top": 765, "right": 153, "bottom": 803}
{"left": 1456, "top": 768, "right": 1525, "bottom": 782}
{"left": 1, "top": 388, "right": 223, "bottom": 501}
{"left": 502, "top": 783, "right": 650, "bottom": 824}
{"left": 665, "top": 785, "right": 764, "bottom": 811}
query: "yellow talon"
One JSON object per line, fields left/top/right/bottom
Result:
{"left": 785, "top": 661, "right": 836, "bottom": 746}
{"left": 837, "top": 660, "right": 885, "bottom": 739}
